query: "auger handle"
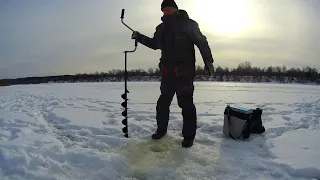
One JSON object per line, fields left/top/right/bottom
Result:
{"left": 120, "top": 9, "right": 134, "bottom": 32}
{"left": 121, "top": 9, "right": 125, "bottom": 19}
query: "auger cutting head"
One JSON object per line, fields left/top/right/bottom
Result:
{"left": 122, "top": 117, "right": 128, "bottom": 138}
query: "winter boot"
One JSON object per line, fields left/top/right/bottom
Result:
{"left": 182, "top": 137, "right": 194, "bottom": 148}
{"left": 152, "top": 131, "right": 167, "bottom": 140}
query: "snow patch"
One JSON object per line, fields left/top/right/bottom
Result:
{"left": 0, "top": 82, "right": 319, "bottom": 179}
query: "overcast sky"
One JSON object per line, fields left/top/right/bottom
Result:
{"left": 1, "top": 0, "right": 319, "bottom": 79}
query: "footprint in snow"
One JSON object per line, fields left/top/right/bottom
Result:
{"left": 198, "top": 113, "right": 219, "bottom": 117}
{"left": 147, "top": 115, "right": 156, "bottom": 120}
{"left": 102, "top": 118, "right": 118, "bottom": 126}
{"left": 279, "top": 111, "right": 294, "bottom": 116}
{"left": 101, "top": 108, "right": 112, "bottom": 112}
{"left": 264, "top": 107, "right": 276, "bottom": 111}
{"left": 282, "top": 116, "right": 291, "bottom": 121}
{"left": 106, "top": 114, "right": 116, "bottom": 119}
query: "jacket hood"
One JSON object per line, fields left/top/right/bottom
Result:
{"left": 161, "top": 9, "right": 189, "bottom": 22}
{"left": 178, "top": 9, "right": 189, "bottom": 19}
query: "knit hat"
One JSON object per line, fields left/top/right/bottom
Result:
{"left": 161, "top": 0, "right": 178, "bottom": 11}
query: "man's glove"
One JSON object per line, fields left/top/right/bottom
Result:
{"left": 204, "top": 63, "right": 215, "bottom": 76}
{"left": 131, "top": 31, "right": 140, "bottom": 40}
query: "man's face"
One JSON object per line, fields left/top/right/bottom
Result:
{"left": 162, "top": 7, "right": 177, "bottom": 16}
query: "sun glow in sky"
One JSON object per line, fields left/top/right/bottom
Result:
{"left": 194, "top": 0, "right": 253, "bottom": 36}
{"left": 1, "top": 0, "right": 320, "bottom": 79}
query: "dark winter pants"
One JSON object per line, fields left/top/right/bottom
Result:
{"left": 156, "top": 76, "right": 197, "bottom": 139}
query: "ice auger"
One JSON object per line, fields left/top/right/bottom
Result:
{"left": 120, "top": 9, "right": 138, "bottom": 138}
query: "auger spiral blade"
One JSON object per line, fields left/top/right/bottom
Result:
{"left": 122, "top": 118, "right": 127, "bottom": 126}
{"left": 123, "top": 126, "right": 128, "bottom": 134}
{"left": 121, "top": 94, "right": 129, "bottom": 100}
{"left": 122, "top": 110, "right": 127, "bottom": 117}
{"left": 121, "top": 101, "right": 127, "bottom": 108}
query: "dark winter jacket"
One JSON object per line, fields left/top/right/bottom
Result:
{"left": 136, "top": 9, "right": 214, "bottom": 78}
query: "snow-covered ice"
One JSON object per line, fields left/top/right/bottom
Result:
{"left": 0, "top": 82, "right": 319, "bottom": 180}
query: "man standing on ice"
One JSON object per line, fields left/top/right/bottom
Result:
{"left": 131, "top": 0, "right": 214, "bottom": 147}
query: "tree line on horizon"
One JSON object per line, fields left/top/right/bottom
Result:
{"left": 1, "top": 62, "right": 319, "bottom": 85}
